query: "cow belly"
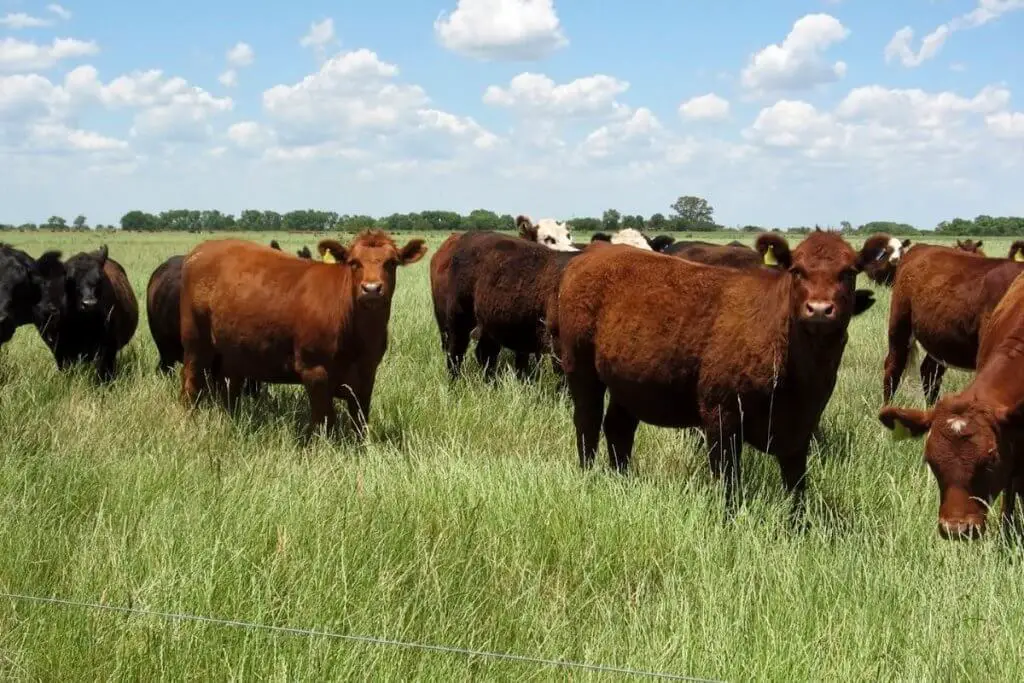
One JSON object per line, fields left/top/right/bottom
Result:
{"left": 602, "top": 375, "right": 701, "bottom": 428}
{"left": 913, "top": 327, "right": 977, "bottom": 370}
{"left": 209, "top": 322, "right": 303, "bottom": 384}
{"left": 479, "top": 316, "right": 544, "bottom": 353}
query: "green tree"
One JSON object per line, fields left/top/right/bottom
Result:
{"left": 670, "top": 195, "right": 715, "bottom": 229}
{"left": 73, "top": 215, "right": 88, "bottom": 230}
{"left": 43, "top": 215, "right": 67, "bottom": 231}
{"left": 840, "top": 220, "right": 852, "bottom": 233}
{"left": 621, "top": 214, "right": 645, "bottom": 231}
{"left": 121, "top": 210, "right": 158, "bottom": 231}
{"left": 647, "top": 213, "right": 667, "bottom": 230}
{"left": 601, "top": 209, "right": 621, "bottom": 232}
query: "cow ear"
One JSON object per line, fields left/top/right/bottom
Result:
{"left": 95, "top": 244, "right": 108, "bottom": 265}
{"left": 398, "top": 239, "right": 428, "bottom": 265}
{"left": 879, "top": 406, "right": 933, "bottom": 441}
{"left": 902, "top": 239, "right": 912, "bottom": 249}
{"left": 755, "top": 233, "right": 791, "bottom": 269}
{"left": 34, "top": 251, "right": 65, "bottom": 279}
{"left": 857, "top": 234, "right": 892, "bottom": 270}
{"left": 956, "top": 239, "right": 965, "bottom": 249}
{"left": 976, "top": 240, "right": 983, "bottom": 249}
{"left": 317, "top": 240, "right": 347, "bottom": 264}
{"left": 516, "top": 215, "right": 537, "bottom": 242}
{"left": 590, "top": 232, "right": 612, "bottom": 243}
{"left": 853, "top": 289, "right": 876, "bottom": 316}
{"left": 1010, "top": 241, "right": 1024, "bottom": 262}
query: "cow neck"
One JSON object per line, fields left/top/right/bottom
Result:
{"left": 346, "top": 300, "right": 392, "bottom": 352}
{"left": 780, "top": 278, "right": 849, "bottom": 387}
{"left": 971, "top": 332, "right": 1024, "bottom": 426}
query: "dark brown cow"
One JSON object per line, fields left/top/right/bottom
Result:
{"left": 662, "top": 239, "right": 762, "bottom": 268}
{"left": 880, "top": 271, "right": 1024, "bottom": 539}
{"left": 147, "top": 255, "right": 185, "bottom": 373}
{"left": 956, "top": 239, "right": 985, "bottom": 256}
{"left": 179, "top": 231, "right": 427, "bottom": 436}
{"left": 438, "top": 230, "right": 582, "bottom": 381}
{"left": 882, "top": 244, "right": 1024, "bottom": 405}
{"left": 554, "top": 231, "right": 885, "bottom": 513}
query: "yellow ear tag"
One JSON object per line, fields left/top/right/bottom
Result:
{"left": 1014, "top": 251, "right": 1024, "bottom": 263}
{"left": 763, "top": 245, "right": 778, "bottom": 266}
{"left": 322, "top": 250, "right": 337, "bottom": 264}
{"left": 891, "top": 421, "right": 912, "bottom": 441}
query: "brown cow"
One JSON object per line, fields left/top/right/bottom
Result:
{"left": 437, "top": 230, "right": 582, "bottom": 381}
{"left": 662, "top": 239, "right": 762, "bottom": 268}
{"left": 880, "top": 271, "right": 1024, "bottom": 539}
{"left": 956, "top": 238, "right": 985, "bottom": 256}
{"left": 179, "top": 231, "right": 427, "bottom": 436}
{"left": 882, "top": 244, "right": 1024, "bottom": 405}
{"left": 554, "top": 230, "right": 885, "bottom": 513}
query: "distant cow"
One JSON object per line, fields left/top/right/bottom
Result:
{"left": 590, "top": 230, "right": 676, "bottom": 252}
{"left": 270, "top": 240, "right": 313, "bottom": 259}
{"left": 861, "top": 237, "right": 912, "bottom": 287}
{"left": 880, "top": 271, "right": 1024, "bottom": 539}
{"left": 35, "top": 246, "right": 138, "bottom": 382}
{"left": 663, "top": 239, "right": 762, "bottom": 269}
{"left": 516, "top": 215, "right": 577, "bottom": 252}
{"left": 437, "top": 231, "right": 581, "bottom": 381}
{"left": 956, "top": 239, "right": 985, "bottom": 256}
{"left": 179, "top": 231, "right": 426, "bottom": 436}
{"left": 554, "top": 230, "right": 885, "bottom": 514}
{"left": 0, "top": 244, "right": 64, "bottom": 348}
{"left": 882, "top": 244, "right": 1024, "bottom": 405}
{"left": 146, "top": 255, "right": 185, "bottom": 373}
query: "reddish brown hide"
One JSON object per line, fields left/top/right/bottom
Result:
{"left": 179, "top": 231, "right": 427, "bottom": 436}
{"left": 555, "top": 230, "right": 886, "bottom": 513}
{"left": 880, "top": 271, "right": 1024, "bottom": 539}
{"left": 882, "top": 245, "right": 1024, "bottom": 406}
{"left": 662, "top": 239, "right": 762, "bottom": 268}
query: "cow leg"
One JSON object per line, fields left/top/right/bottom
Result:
{"left": 777, "top": 446, "right": 811, "bottom": 527}
{"left": 513, "top": 352, "right": 536, "bottom": 382}
{"left": 603, "top": 401, "right": 639, "bottom": 474}
{"left": 1001, "top": 471, "right": 1024, "bottom": 540}
{"left": 444, "top": 311, "right": 473, "bottom": 380}
{"left": 474, "top": 336, "right": 501, "bottom": 381}
{"left": 95, "top": 345, "right": 117, "bottom": 384}
{"left": 883, "top": 299, "right": 913, "bottom": 404}
{"left": 920, "top": 355, "right": 947, "bottom": 406}
{"left": 302, "top": 367, "right": 338, "bottom": 438}
{"left": 341, "top": 377, "right": 374, "bottom": 440}
{"left": 567, "top": 369, "right": 605, "bottom": 470}
{"left": 701, "top": 407, "right": 743, "bottom": 514}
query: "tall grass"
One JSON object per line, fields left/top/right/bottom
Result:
{"left": 2, "top": 231, "right": 1024, "bottom": 680}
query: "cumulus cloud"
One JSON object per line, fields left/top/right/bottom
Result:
{"left": 741, "top": 14, "right": 849, "bottom": 94}
{"left": 886, "top": 0, "right": 1024, "bottom": 67}
{"left": 679, "top": 93, "right": 730, "bottom": 121}
{"left": 483, "top": 72, "right": 629, "bottom": 117}
{"left": 47, "top": 4, "right": 72, "bottom": 20}
{"left": 219, "top": 42, "right": 255, "bottom": 88}
{"left": 0, "top": 37, "right": 99, "bottom": 72}
{"left": 227, "top": 120, "right": 277, "bottom": 149}
{"left": 579, "top": 107, "right": 662, "bottom": 160}
{"left": 986, "top": 111, "right": 1024, "bottom": 139}
{"left": 435, "top": 0, "right": 567, "bottom": 60}
{"left": 300, "top": 18, "right": 336, "bottom": 57}
{"left": 1, "top": 13, "right": 52, "bottom": 29}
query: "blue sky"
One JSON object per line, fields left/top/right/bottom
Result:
{"left": 1, "top": 0, "right": 1022, "bottom": 228}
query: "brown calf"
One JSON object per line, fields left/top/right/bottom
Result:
{"left": 882, "top": 244, "right": 1024, "bottom": 405}
{"left": 180, "top": 231, "right": 426, "bottom": 435}
{"left": 880, "top": 271, "right": 1024, "bottom": 539}
{"left": 555, "top": 230, "right": 885, "bottom": 512}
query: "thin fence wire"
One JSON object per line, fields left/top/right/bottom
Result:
{"left": 1, "top": 592, "right": 721, "bottom": 682}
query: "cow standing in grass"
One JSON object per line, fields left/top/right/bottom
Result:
{"left": 0, "top": 244, "right": 64, "bottom": 349}
{"left": 179, "top": 231, "right": 426, "bottom": 437}
{"left": 553, "top": 230, "right": 884, "bottom": 514}
{"left": 861, "top": 237, "right": 912, "bottom": 287}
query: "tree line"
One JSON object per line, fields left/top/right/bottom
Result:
{"left": 2, "top": 196, "right": 1023, "bottom": 236}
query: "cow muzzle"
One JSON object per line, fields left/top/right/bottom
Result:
{"left": 938, "top": 516, "right": 986, "bottom": 540}
{"left": 802, "top": 300, "right": 837, "bottom": 323}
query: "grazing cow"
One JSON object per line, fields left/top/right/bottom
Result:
{"left": 179, "top": 231, "right": 426, "bottom": 436}
{"left": 1009, "top": 241, "right": 1024, "bottom": 262}
{"left": 882, "top": 244, "right": 1024, "bottom": 405}
{"left": 956, "top": 239, "right": 985, "bottom": 256}
{"left": 554, "top": 231, "right": 885, "bottom": 513}
{"left": 590, "top": 230, "right": 676, "bottom": 252}
{"left": 516, "top": 215, "right": 577, "bottom": 252}
{"left": 146, "top": 255, "right": 185, "bottom": 373}
{"left": 36, "top": 246, "right": 138, "bottom": 382}
{"left": 879, "top": 271, "right": 1024, "bottom": 539}
{"left": 0, "top": 244, "right": 64, "bottom": 348}
{"left": 438, "top": 231, "right": 581, "bottom": 381}
{"left": 861, "top": 237, "right": 912, "bottom": 287}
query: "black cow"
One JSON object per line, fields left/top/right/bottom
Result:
{"left": 0, "top": 244, "right": 64, "bottom": 348}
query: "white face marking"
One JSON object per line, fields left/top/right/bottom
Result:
{"left": 535, "top": 218, "right": 578, "bottom": 252}
{"left": 887, "top": 237, "right": 904, "bottom": 264}
{"left": 947, "top": 418, "right": 968, "bottom": 434}
{"left": 610, "top": 228, "right": 653, "bottom": 251}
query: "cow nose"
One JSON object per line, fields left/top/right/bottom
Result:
{"left": 82, "top": 297, "right": 97, "bottom": 308}
{"left": 804, "top": 301, "right": 836, "bottom": 320}
{"left": 361, "top": 282, "right": 382, "bottom": 295}
{"left": 938, "top": 518, "right": 985, "bottom": 540}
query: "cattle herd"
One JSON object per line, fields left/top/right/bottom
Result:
{"left": 4, "top": 219, "right": 1024, "bottom": 541}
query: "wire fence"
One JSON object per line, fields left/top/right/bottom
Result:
{"left": 1, "top": 592, "right": 721, "bottom": 682}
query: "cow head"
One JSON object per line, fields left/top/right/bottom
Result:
{"left": 610, "top": 228, "right": 653, "bottom": 251}
{"left": 956, "top": 239, "right": 986, "bottom": 257}
{"left": 516, "top": 215, "right": 577, "bottom": 252}
{"left": 0, "top": 245, "right": 46, "bottom": 344}
{"left": 880, "top": 398, "right": 1012, "bottom": 539}
{"left": 32, "top": 251, "right": 67, "bottom": 331}
{"left": 297, "top": 246, "right": 313, "bottom": 259}
{"left": 756, "top": 231, "right": 886, "bottom": 333}
{"left": 318, "top": 231, "right": 427, "bottom": 307}
{"left": 1008, "top": 241, "right": 1024, "bottom": 262}
{"left": 64, "top": 245, "right": 108, "bottom": 313}
{"left": 647, "top": 235, "right": 676, "bottom": 253}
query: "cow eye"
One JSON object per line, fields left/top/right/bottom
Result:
{"left": 349, "top": 260, "right": 361, "bottom": 269}
{"left": 544, "top": 237, "right": 554, "bottom": 244}
{"left": 789, "top": 267, "right": 807, "bottom": 280}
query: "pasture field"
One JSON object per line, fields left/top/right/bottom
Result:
{"left": 3, "top": 230, "right": 1024, "bottom": 681}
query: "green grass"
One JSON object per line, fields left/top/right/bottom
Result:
{"left": 2, "top": 230, "right": 1024, "bottom": 681}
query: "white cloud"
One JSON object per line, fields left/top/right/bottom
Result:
{"left": 218, "top": 69, "right": 238, "bottom": 88}
{"left": 300, "top": 18, "right": 336, "bottom": 54}
{"left": 679, "top": 93, "right": 730, "bottom": 121}
{"left": 741, "top": 14, "right": 849, "bottom": 93}
{"left": 228, "top": 120, "right": 276, "bottom": 149}
{"left": 435, "top": 0, "right": 567, "bottom": 60}
{"left": 0, "top": 37, "right": 99, "bottom": 72}
{"left": 1, "top": 12, "right": 52, "bottom": 29}
{"left": 47, "top": 4, "right": 72, "bottom": 21}
{"left": 416, "top": 109, "right": 501, "bottom": 150}
{"left": 986, "top": 111, "right": 1024, "bottom": 139}
{"left": 579, "top": 107, "right": 662, "bottom": 160}
{"left": 886, "top": 1, "right": 1024, "bottom": 68}
{"left": 483, "top": 72, "right": 629, "bottom": 117}
{"left": 28, "top": 122, "right": 128, "bottom": 152}
{"left": 227, "top": 42, "right": 254, "bottom": 68}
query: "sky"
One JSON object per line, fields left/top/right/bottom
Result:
{"left": 1, "top": 0, "right": 1022, "bottom": 229}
